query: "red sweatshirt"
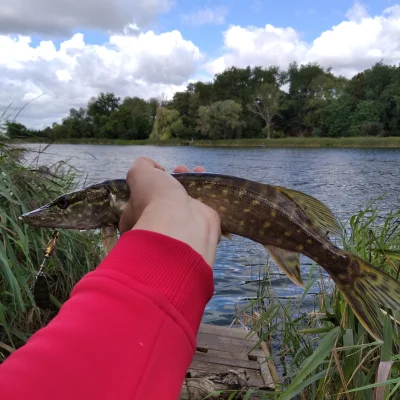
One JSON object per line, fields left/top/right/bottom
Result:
{"left": 0, "top": 229, "right": 214, "bottom": 400}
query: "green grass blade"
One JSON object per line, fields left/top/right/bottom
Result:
{"left": 278, "top": 327, "right": 341, "bottom": 400}
{"left": 341, "top": 378, "right": 399, "bottom": 394}
{"left": 388, "top": 379, "right": 400, "bottom": 398}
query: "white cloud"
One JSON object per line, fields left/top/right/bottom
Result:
{"left": 346, "top": 1, "right": 369, "bottom": 22}
{"left": 0, "top": 31, "right": 202, "bottom": 128}
{"left": 307, "top": 4, "right": 400, "bottom": 76}
{"left": 205, "top": 3, "right": 400, "bottom": 78}
{"left": 205, "top": 24, "right": 308, "bottom": 74}
{"left": 3, "top": 2, "right": 400, "bottom": 130}
{"left": 0, "top": 0, "right": 174, "bottom": 36}
{"left": 182, "top": 6, "right": 227, "bottom": 26}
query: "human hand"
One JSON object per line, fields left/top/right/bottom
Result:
{"left": 118, "top": 157, "right": 221, "bottom": 267}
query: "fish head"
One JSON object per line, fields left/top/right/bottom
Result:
{"left": 20, "top": 183, "right": 119, "bottom": 230}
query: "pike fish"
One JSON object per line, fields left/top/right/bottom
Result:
{"left": 20, "top": 173, "right": 400, "bottom": 342}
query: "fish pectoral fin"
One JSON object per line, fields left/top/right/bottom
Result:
{"left": 276, "top": 186, "right": 342, "bottom": 237}
{"left": 264, "top": 245, "right": 304, "bottom": 288}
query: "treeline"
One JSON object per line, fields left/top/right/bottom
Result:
{"left": 6, "top": 61, "right": 400, "bottom": 141}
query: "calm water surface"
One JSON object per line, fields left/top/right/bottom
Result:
{"left": 22, "top": 144, "right": 400, "bottom": 325}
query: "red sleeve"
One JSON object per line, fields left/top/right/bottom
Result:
{"left": 0, "top": 229, "right": 214, "bottom": 400}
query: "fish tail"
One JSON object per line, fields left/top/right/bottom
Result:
{"left": 328, "top": 252, "right": 400, "bottom": 342}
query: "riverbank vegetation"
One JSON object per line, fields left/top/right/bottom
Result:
{"left": 1, "top": 142, "right": 399, "bottom": 398}
{"left": 0, "top": 141, "right": 103, "bottom": 357}
{"left": 225, "top": 201, "right": 400, "bottom": 399}
{"left": 19, "top": 136, "right": 400, "bottom": 148}
{"left": 5, "top": 61, "right": 400, "bottom": 142}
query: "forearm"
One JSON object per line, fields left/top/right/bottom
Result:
{"left": 0, "top": 230, "right": 214, "bottom": 400}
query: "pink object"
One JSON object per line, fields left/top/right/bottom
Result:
{"left": 0, "top": 229, "right": 214, "bottom": 400}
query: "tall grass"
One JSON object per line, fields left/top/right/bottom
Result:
{"left": 225, "top": 200, "right": 400, "bottom": 399}
{"left": 0, "top": 140, "right": 103, "bottom": 359}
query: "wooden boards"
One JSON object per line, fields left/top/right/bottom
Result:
{"left": 180, "top": 323, "right": 276, "bottom": 399}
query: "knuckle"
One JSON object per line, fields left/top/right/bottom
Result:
{"left": 135, "top": 156, "right": 149, "bottom": 163}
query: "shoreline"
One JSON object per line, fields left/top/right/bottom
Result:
{"left": 11, "top": 136, "right": 400, "bottom": 148}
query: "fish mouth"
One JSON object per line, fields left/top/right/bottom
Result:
{"left": 19, "top": 204, "right": 52, "bottom": 227}
{"left": 19, "top": 206, "right": 110, "bottom": 230}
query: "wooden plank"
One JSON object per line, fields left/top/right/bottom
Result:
{"left": 196, "top": 348, "right": 265, "bottom": 361}
{"left": 247, "top": 350, "right": 266, "bottom": 360}
{"left": 189, "top": 361, "right": 265, "bottom": 388}
{"left": 197, "top": 333, "right": 260, "bottom": 353}
{"left": 195, "top": 344, "right": 208, "bottom": 353}
{"left": 193, "top": 352, "right": 259, "bottom": 370}
{"left": 187, "top": 323, "right": 277, "bottom": 394}
{"left": 196, "top": 338, "right": 248, "bottom": 355}
{"left": 257, "top": 357, "right": 275, "bottom": 389}
{"left": 198, "top": 324, "right": 259, "bottom": 342}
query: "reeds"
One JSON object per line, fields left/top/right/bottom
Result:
{"left": 0, "top": 140, "right": 103, "bottom": 359}
{"left": 226, "top": 200, "right": 400, "bottom": 399}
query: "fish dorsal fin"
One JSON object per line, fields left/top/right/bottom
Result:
{"left": 276, "top": 187, "right": 342, "bottom": 237}
{"left": 264, "top": 245, "right": 304, "bottom": 288}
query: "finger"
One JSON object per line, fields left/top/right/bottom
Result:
{"left": 174, "top": 165, "right": 190, "bottom": 173}
{"left": 193, "top": 166, "right": 205, "bottom": 172}
{"left": 133, "top": 156, "right": 165, "bottom": 171}
{"left": 153, "top": 160, "right": 166, "bottom": 171}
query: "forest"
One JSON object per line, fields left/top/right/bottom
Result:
{"left": 5, "top": 61, "right": 400, "bottom": 141}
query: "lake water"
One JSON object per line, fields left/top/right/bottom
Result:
{"left": 21, "top": 144, "right": 400, "bottom": 325}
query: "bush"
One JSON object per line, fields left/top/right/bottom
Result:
{"left": 271, "top": 130, "right": 285, "bottom": 138}
{"left": 359, "top": 121, "right": 384, "bottom": 137}
{"left": 313, "top": 127, "right": 323, "bottom": 137}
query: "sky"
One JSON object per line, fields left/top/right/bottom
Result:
{"left": 1, "top": 0, "right": 400, "bottom": 129}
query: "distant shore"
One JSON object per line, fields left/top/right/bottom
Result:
{"left": 13, "top": 136, "right": 400, "bottom": 148}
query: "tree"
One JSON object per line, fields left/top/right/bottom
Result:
{"left": 5, "top": 121, "right": 29, "bottom": 138}
{"left": 148, "top": 98, "right": 160, "bottom": 122}
{"left": 102, "top": 107, "right": 132, "bottom": 139}
{"left": 197, "top": 106, "right": 212, "bottom": 137}
{"left": 122, "top": 97, "right": 153, "bottom": 139}
{"left": 346, "top": 72, "right": 366, "bottom": 102}
{"left": 35, "top": 60, "right": 400, "bottom": 141}
{"left": 248, "top": 83, "right": 281, "bottom": 139}
{"left": 87, "top": 92, "right": 121, "bottom": 118}
{"left": 61, "top": 107, "right": 93, "bottom": 138}
{"left": 280, "top": 62, "right": 331, "bottom": 135}
{"left": 325, "top": 94, "right": 354, "bottom": 137}
{"left": 169, "top": 91, "right": 191, "bottom": 117}
{"left": 364, "top": 62, "right": 399, "bottom": 136}
{"left": 150, "top": 107, "right": 182, "bottom": 140}
{"left": 196, "top": 100, "right": 243, "bottom": 139}
{"left": 51, "top": 122, "right": 69, "bottom": 140}
{"left": 349, "top": 100, "right": 382, "bottom": 136}
{"left": 302, "top": 74, "right": 346, "bottom": 134}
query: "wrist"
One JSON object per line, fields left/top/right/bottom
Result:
{"left": 97, "top": 229, "right": 214, "bottom": 332}
{"left": 132, "top": 200, "right": 216, "bottom": 265}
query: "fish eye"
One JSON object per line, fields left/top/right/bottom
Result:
{"left": 57, "top": 196, "right": 70, "bottom": 209}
